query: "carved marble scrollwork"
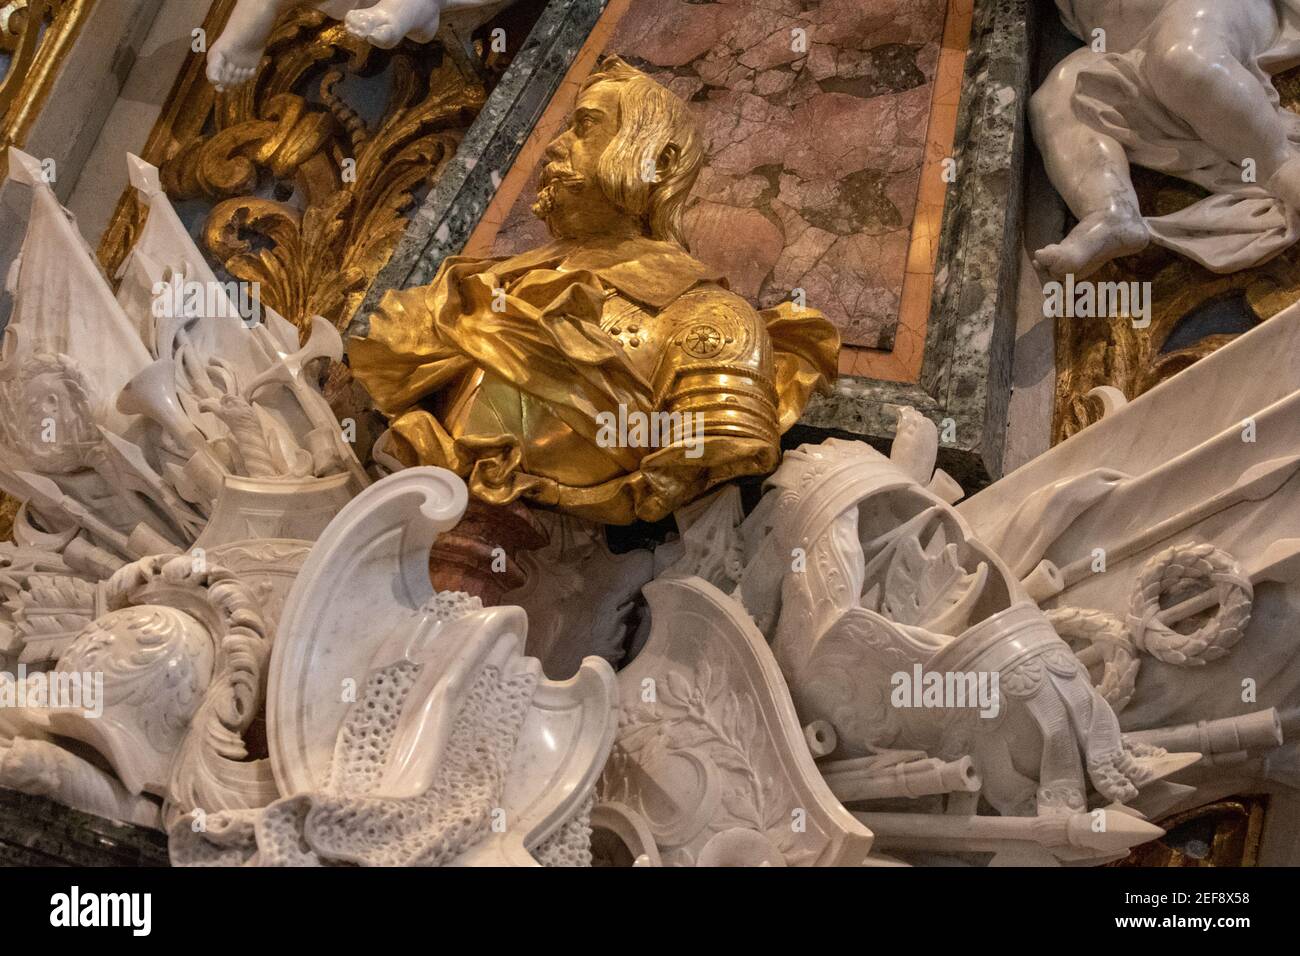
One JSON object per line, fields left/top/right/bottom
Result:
{"left": 0, "top": 552, "right": 276, "bottom": 831}
{"left": 88, "top": 554, "right": 275, "bottom": 828}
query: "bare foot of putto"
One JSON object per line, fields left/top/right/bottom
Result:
{"left": 1034, "top": 208, "right": 1150, "bottom": 281}
{"left": 345, "top": 0, "right": 444, "bottom": 48}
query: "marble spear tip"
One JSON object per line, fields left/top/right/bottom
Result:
{"left": 1068, "top": 809, "right": 1165, "bottom": 853}
{"left": 126, "top": 154, "right": 163, "bottom": 197}
{"left": 1139, "top": 750, "right": 1204, "bottom": 784}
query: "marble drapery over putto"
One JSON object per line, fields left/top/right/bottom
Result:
{"left": 1049, "top": 0, "right": 1300, "bottom": 272}
{"left": 350, "top": 235, "right": 839, "bottom": 524}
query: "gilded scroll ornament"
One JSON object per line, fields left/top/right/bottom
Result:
{"left": 350, "top": 56, "right": 840, "bottom": 525}
{"left": 98, "top": 2, "right": 494, "bottom": 335}
{"left": 0, "top": 0, "right": 92, "bottom": 179}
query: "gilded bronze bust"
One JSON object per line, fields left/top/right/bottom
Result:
{"left": 351, "top": 56, "right": 839, "bottom": 524}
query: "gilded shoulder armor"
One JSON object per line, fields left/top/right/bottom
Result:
{"left": 654, "top": 286, "right": 780, "bottom": 447}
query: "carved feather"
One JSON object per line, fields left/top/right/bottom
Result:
{"left": 881, "top": 533, "right": 987, "bottom": 635}
{"left": 5, "top": 573, "right": 97, "bottom": 664}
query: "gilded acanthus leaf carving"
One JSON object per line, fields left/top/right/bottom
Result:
{"left": 98, "top": 3, "right": 504, "bottom": 335}
{"left": 154, "top": 9, "right": 485, "bottom": 333}
{"left": 205, "top": 191, "right": 368, "bottom": 340}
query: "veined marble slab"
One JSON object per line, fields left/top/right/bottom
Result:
{"left": 481, "top": 0, "right": 953, "bottom": 352}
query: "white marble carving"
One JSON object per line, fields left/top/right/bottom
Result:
{"left": 503, "top": 511, "right": 654, "bottom": 679}
{"left": 1032, "top": 1, "right": 1300, "bottom": 278}
{"left": 0, "top": 552, "right": 276, "bottom": 831}
{"left": 1, "top": 115, "right": 1298, "bottom": 867}
{"left": 0, "top": 151, "right": 364, "bottom": 830}
{"left": 729, "top": 425, "right": 1182, "bottom": 827}
{"left": 0, "top": 737, "right": 162, "bottom": 829}
{"left": 960, "top": 297, "right": 1300, "bottom": 842}
{"left": 599, "top": 575, "right": 874, "bottom": 867}
{"left": 0, "top": 149, "right": 366, "bottom": 667}
{"left": 231, "top": 466, "right": 619, "bottom": 866}
{"left": 206, "top": 0, "right": 518, "bottom": 91}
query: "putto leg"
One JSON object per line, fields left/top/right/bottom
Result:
{"left": 205, "top": 0, "right": 295, "bottom": 91}
{"left": 345, "top": 0, "right": 445, "bottom": 49}
{"left": 1030, "top": 47, "right": 1149, "bottom": 280}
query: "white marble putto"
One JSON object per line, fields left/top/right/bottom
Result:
{"left": 206, "top": 0, "right": 520, "bottom": 91}
{"left": 1033, "top": 1, "right": 1300, "bottom": 278}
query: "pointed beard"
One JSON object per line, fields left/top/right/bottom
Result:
{"left": 531, "top": 181, "right": 560, "bottom": 225}
{"left": 533, "top": 165, "right": 588, "bottom": 237}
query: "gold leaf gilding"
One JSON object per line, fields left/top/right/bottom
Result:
{"left": 97, "top": 3, "right": 492, "bottom": 335}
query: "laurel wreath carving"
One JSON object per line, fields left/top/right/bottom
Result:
{"left": 1127, "top": 542, "right": 1252, "bottom": 666}
{"left": 1044, "top": 606, "right": 1139, "bottom": 711}
{"left": 1053, "top": 541, "right": 1253, "bottom": 710}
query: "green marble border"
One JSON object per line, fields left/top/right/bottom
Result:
{"left": 797, "top": 0, "right": 1033, "bottom": 491}
{"left": 0, "top": 789, "right": 169, "bottom": 866}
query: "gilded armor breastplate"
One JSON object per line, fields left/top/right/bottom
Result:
{"left": 598, "top": 285, "right": 781, "bottom": 448}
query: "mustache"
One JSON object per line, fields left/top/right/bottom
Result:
{"left": 539, "top": 161, "right": 586, "bottom": 190}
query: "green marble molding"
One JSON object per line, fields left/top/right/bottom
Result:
{"left": 0, "top": 789, "right": 169, "bottom": 867}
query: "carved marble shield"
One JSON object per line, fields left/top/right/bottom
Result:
{"left": 267, "top": 466, "right": 619, "bottom": 861}
{"left": 601, "top": 575, "right": 873, "bottom": 866}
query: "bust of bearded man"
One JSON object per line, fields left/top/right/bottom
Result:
{"left": 350, "top": 56, "right": 839, "bottom": 524}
